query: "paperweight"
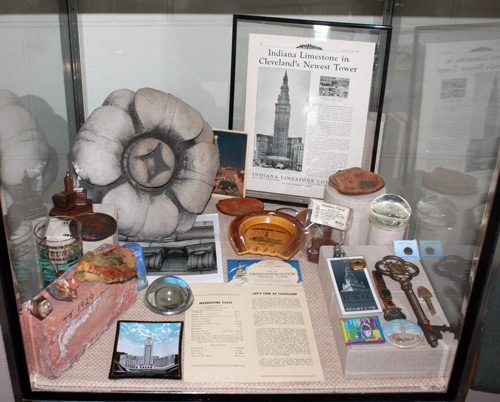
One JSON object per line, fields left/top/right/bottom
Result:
{"left": 145, "top": 275, "right": 194, "bottom": 315}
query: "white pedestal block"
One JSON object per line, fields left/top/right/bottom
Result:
{"left": 318, "top": 245, "right": 457, "bottom": 379}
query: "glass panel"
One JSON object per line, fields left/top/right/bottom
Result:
{"left": 77, "top": 0, "right": 385, "bottom": 128}
{"left": 379, "top": 0, "right": 500, "bottom": 384}
{"left": 1, "top": 0, "right": 499, "bottom": 400}
{"left": 0, "top": 0, "right": 78, "bottom": 305}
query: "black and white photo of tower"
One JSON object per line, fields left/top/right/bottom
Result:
{"left": 253, "top": 68, "right": 310, "bottom": 171}
{"left": 273, "top": 71, "right": 291, "bottom": 158}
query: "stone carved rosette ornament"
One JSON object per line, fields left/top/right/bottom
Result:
{"left": 72, "top": 88, "right": 219, "bottom": 241}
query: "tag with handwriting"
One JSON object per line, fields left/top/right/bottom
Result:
{"left": 309, "top": 199, "right": 351, "bottom": 231}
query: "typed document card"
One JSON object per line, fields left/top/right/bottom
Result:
{"left": 183, "top": 283, "right": 324, "bottom": 382}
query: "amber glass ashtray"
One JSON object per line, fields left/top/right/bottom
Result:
{"left": 229, "top": 210, "right": 306, "bottom": 260}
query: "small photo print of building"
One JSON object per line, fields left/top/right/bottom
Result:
{"left": 213, "top": 129, "right": 247, "bottom": 197}
{"left": 110, "top": 321, "right": 183, "bottom": 379}
{"left": 319, "top": 76, "right": 350, "bottom": 98}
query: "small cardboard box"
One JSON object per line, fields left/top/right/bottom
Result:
{"left": 318, "top": 245, "right": 457, "bottom": 378}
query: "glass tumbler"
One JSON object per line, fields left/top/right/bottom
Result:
{"left": 34, "top": 216, "right": 83, "bottom": 287}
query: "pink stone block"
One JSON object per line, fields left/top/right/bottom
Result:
{"left": 21, "top": 263, "right": 137, "bottom": 378}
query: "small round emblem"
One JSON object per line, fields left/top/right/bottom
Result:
{"left": 383, "top": 319, "right": 423, "bottom": 349}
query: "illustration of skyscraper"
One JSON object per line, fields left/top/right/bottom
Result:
{"left": 254, "top": 70, "right": 303, "bottom": 171}
{"left": 341, "top": 266, "right": 366, "bottom": 292}
{"left": 273, "top": 71, "right": 291, "bottom": 157}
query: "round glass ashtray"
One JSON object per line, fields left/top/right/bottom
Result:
{"left": 144, "top": 275, "right": 194, "bottom": 315}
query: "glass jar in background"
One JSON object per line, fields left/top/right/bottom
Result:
{"left": 369, "top": 193, "right": 412, "bottom": 230}
{"left": 367, "top": 194, "right": 411, "bottom": 245}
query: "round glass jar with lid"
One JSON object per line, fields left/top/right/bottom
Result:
{"left": 369, "top": 194, "right": 412, "bottom": 231}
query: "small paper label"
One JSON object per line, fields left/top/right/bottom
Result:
{"left": 309, "top": 200, "right": 351, "bottom": 231}
{"left": 393, "top": 240, "right": 420, "bottom": 260}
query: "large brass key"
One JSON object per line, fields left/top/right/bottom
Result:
{"left": 375, "top": 255, "right": 439, "bottom": 348}
{"left": 418, "top": 286, "right": 436, "bottom": 316}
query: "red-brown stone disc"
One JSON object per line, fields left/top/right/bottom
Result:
{"left": 216, "top": 197, "right": 264, "bottom": 216}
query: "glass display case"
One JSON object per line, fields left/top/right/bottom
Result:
{"left": 1, "top": 0, "right": 500, "bottom": 401}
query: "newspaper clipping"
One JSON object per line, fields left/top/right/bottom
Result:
{"left": 244, "top": 33, "right": 376, "bottom": 200}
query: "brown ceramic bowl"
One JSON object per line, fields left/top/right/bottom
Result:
{"left": 228, "top": 210, "right": 306, "bottom": 260}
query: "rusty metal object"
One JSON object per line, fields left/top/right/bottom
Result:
{"left": 375, "top": 255, "right": 439, "bottom": 347}
{"left": 25, "top": 296, "right": 53, "bottom": 320}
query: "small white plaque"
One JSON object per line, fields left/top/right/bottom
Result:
{"left": 309, "top": 199, "right": 351, "bottom": 231}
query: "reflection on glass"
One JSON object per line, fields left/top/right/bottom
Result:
{"left": 379, "top": 20, "right": 500, "bottom": 393}
{"left": 0, "top": 90, "right": 55, "bottom": 202}
{"left": 380, "top": 22, "right": 500, "bottom": 355}
{"left": 415, "top": 194, "right": 457, "bottom": 231}
{"left": 5, "top": 215, "right": 42, "bottom": 303}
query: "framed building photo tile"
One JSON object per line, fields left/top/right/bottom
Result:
{"left": 109, "top": 321, "right": 183, "bottom": 379}
{"left": 229, "top": 15, "right": 391, "bottom": 204}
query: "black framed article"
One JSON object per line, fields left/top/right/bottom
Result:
{"left": 229, "top": 15, "right": 391, "bottom": 204}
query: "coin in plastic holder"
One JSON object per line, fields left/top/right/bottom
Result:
{"left": 145, "top": 275, "right": 194, "bottom": 315}
{"left": 382, "top": 319, "right": 424, "bottom": 349}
